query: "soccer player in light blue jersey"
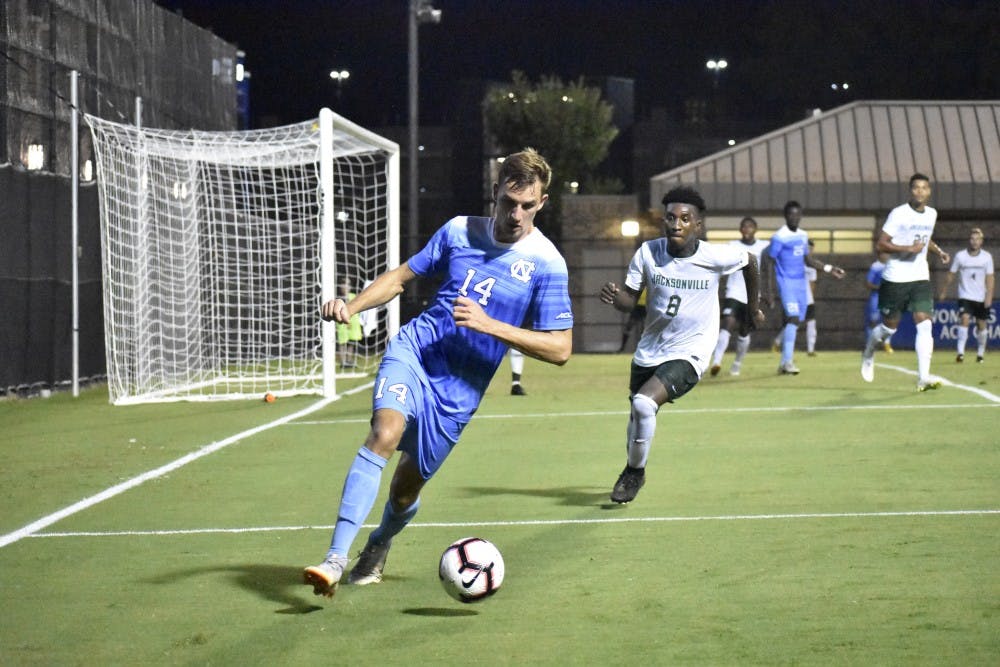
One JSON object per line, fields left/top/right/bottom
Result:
{"left": 304, "top": 148, "right": 573, "bottom": 597}
{"left": 762, "top": 201, "right": 844, "bottom": 375}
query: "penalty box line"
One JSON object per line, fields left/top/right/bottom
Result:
{"left": 30, "top": 508, "right": 1000, "bottom": 539}
{"left": 0, "top": 395, "right": 353, "bottom": 550}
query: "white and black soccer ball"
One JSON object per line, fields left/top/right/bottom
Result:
{"left": 438, "top": 537, "right": 505, "bottom": 603}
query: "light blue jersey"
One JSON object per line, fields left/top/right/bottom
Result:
{"left": 769, "top": 224, "right": 811, "bottom": 318}
{"left": 768, "top": 225, "right": 810, "bottom": 280}
{"left": 388, "top": 215, "right": 572, "bottom": 423}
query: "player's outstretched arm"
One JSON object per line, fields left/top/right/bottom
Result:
{"left": 452, "top": 296, "right": 572, "bottom": 366}
{"left": 321, "top": 263, "right": 417, "bottom": 323}
{"left": 599, "top": 282, "right": 640, "bottom": 313}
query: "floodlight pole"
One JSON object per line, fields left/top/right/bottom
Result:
{"left": 407, "top": 1, "right": 441, "bottom": 266}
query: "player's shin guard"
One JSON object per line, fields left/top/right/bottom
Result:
{"left": 328, "top": 447, "right": 388, "bottom": 559}
{"left": 712, "top": 329, "right": 731, "bottom": 365}
{"left": 806, "top": 320, "right": 817, "bottom": 353}
{"left": 627, "top": 393, "right": 659, "bottom": 469}
{"left": 956, "top": 326, "right": 968, "bottom": 355}
{"left": 782, "top": 323, "right": 797, "bottom": 364}
{"left": 368, "top": 498, "right": 420, "bottom": 546}
{"left": 915, "top": 319, "right": 934, "bottom": 380}
{"left": 974, "top": 327, "right": 988, "bottom": 356}
{"left": 734, "top": 334, "right": 751, "bottom": 362}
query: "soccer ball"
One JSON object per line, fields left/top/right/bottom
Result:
{"left": 438, "top": 537, "right": 505, "bottom": 603}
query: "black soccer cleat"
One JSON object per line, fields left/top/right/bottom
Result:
{"left": 510, "top": 383, "right": 526, "bottom": 396}
{"left": 610, "top": 465, "right": 646, "bottom": 504}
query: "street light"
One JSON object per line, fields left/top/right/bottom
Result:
{"left": 408, "top": 0, "right": 442, "bottom": 265}
{"left": 706, "top": 58, "right": 728, "bottom": 87}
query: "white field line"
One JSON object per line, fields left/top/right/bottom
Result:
{"left": 0, "top": 396, "right": 343, "bottom": 549}
{"left": 30, "top": 509, "right": 1000, "bottom": 539}
{"left": 293, "top": 401, "right": 999, "bottom": 426}
{"left": 1, "top": 369, "right": 993, "bottom": 549}
{"left": 877, "top": 362, "right": 1000, "bottom": 402}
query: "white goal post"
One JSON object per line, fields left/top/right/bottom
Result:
{"left": 86, "top": 108, "right": 399, "bottom": 404}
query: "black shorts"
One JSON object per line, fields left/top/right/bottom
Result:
{"left": 805, "top": 303, "right": 816, "bottom": 321}
{"left": 957, "top": 299, "right": 990, "bottom": 320}
{"left": 720, "top": 298, "right": 748, "bottom": 322}
{"left": 629, "top": 359, "right": 699, "bottom": 403}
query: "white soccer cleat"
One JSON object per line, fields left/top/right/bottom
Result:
{"left": 303, "top": 555, "right": 348, "bottom": 597}
{"left": 778, "top": 362, "right": 800, "bottom": 375}
{"left": 728, "top": 362, "right": 741, "bottom": 376}
{"left": 861, "top": 355, "right": 874, "bottom": 382}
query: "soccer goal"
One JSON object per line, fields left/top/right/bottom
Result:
{"left": 86, "top": 108, "right": 399, "bottom": 404}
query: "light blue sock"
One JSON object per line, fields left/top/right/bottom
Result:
{"left": 368, "top": 498, "right": 421, "bottom": 546}
{"left": 327, "top": 448, "right": 387, "bottom": 559}
{"left": 782, "top": 322, "right": 797, "bottom": 365}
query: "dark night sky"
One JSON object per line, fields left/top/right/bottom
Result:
{"left": 155, "top": 0, "right": 998, "bottom": 130}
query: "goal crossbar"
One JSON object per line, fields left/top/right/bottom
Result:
{"left": 86, "top": 108, "right": 399, "bottom": 404}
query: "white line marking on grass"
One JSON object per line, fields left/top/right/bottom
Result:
{"left": 293, "top": 401, "right": 998, "bottom": 426}
{"left": 29, "top": 508, "right": 1000, "bottom": 539}
{"left": 0, "top": 396, "right": 347, "bottom": 550}
{"left": 877, "top": 363, "right": 1000, "bottom": 402}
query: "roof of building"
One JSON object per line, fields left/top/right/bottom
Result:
{"left": 650, "top": 100, "right": 1000, "bottom": 215}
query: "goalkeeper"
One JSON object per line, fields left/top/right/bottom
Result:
{"left": 304, "top": 148, "right": 573, "bottom": 597}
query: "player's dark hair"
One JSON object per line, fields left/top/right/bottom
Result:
{"left": 499, "top": 147, "right": 552, "bottom": 193}
{"left": 661, "top": 186, "right": 706, "bottom": 213}
{"left": 740, "top": 216, "right": 758, "bottom": 228}
{"left": 909, "top": 173, "right": 930, "bottom": 187}
{"left": 783, "top": 200, "right": 801, "bottom": 215}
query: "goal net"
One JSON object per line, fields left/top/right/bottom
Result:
{"left": 86, "top": 108, "right": 399, "bottom": 404}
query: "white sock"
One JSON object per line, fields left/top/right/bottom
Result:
{"left": 956, "top": 327, "right": 968, "bottom": 355}
{"left": 712, "top": 329, "right": 731, "bottom": 365}
{"left": 915, "top": 319, "right": 934, "bottom": 381}
{"left": 627, "top": 394, "right": 658, "bottom": 469}
{"left": 866, "top": 323, "right": 896, "bottom": 355}
{"left": 975, "top": 327, "right": 988, "bottom": 356}
{"left": 509, "top": 349, "right": 524, "bottom": 374}
{"left": 806, "top": 320, "right": 817, "bottom": 353}
{"left": 734, "top": 335, "right": 751, "bottom": 363}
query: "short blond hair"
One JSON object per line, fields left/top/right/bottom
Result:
{"left": 970, "top": 227, "right": 984, "bottom": 239}
{"left": 498, "top": 147, "right": 552, "bottom": 193}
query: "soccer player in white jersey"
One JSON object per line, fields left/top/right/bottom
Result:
{"left": 938, "top": 227, "right": 994, "bottom": 363}
{"left": 710, "top": 216, "right": 769, "bottom": 376}
{"left": 304, "top": 149, "right": 573, "bottom": 596}
{"left": 762, "top": 201, "right": 845, "bottom": 375}
{"left": 599, "top": 186, "right": 764, "bottom": 503}
{"left": 862, "top": 173, "right": 950, "bottom": 390}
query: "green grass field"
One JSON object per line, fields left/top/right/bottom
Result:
{"left": 2, "top": 352, "right": 998, "bottom": 665}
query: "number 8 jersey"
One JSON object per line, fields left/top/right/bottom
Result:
{"left": 625, "top": 238, "right": 748, "bottom": 375}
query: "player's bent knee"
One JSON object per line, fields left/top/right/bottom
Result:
{"left": 631, "top": 393, "right": 659, "bottom": 419}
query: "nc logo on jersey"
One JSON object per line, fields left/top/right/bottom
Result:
{"left": 510, "top": 259, "right": 536, "bottom": 283}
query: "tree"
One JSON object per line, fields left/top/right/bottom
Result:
{"left": 484, "top": 71, "right": 619, "bottom": 246}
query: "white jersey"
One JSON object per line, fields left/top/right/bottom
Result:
{"left": 804, "top": 266, "right": 817, "bottom": 305}
{"left": 950, "top": 248, "right": 994, "bottom": 302}
{"left": 626, "top": 239, "right": 749, "bottom": 375}
{"left": 881, "top": 203, "right": 938, "bottom": 282}
{"left": 724, "top": 238, "right": 769, "bottom": 303}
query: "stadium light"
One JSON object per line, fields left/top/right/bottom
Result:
{"left": 329, "top": 69, "right": 350, "bottom": 104}
{"left": 706, "top": 58, "right": 728, "bottom": 88}
{"left": 621, "top": 219, "right": 640, "bottom": 238}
